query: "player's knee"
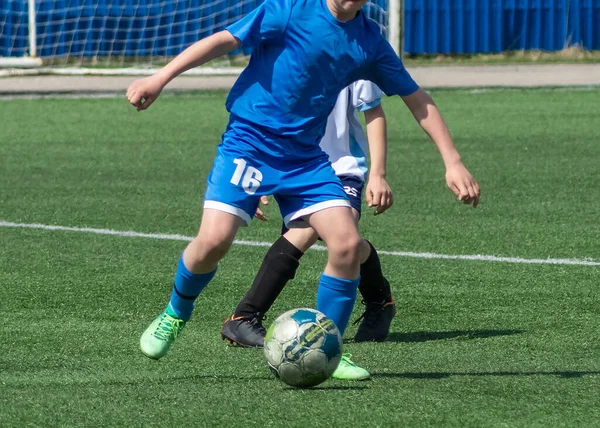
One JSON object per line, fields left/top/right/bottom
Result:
{"left": 204, "top": 241, "right": 231, "bottom": 264}
{"left": 328, "top": 235, "right": 362, "bottom": 267}
{"left": 189, "top": 233, "right": 232, "bottom": 265}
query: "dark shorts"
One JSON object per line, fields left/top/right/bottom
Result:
{"left": 338, "top": 175, "right": 364, "bottom": 214}
{"left": 281, "top": 175, "right": 364, "bottom": 235}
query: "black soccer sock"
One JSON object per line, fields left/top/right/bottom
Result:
{"left": 358, "top": 241, "right": 392, "bottom": 304}
{"left": 234, "top": 236, "right": 304, "bottom": 318}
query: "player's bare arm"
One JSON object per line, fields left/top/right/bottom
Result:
{"left": 401, "top": 88, "right": 481, "bottom": 208}
{"left": 364, "top": 105, "right": 393, "bottom": 215}
{"left": 127, "top": 30, "right": 240, "bottom": 111}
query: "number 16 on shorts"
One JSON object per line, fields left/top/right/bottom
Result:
{"left": 230, "top": 158, "right": 263, "bottom": 195}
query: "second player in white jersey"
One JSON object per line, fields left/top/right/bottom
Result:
{"left": 222, "top": 79, "right": 397, "bottom": 353}
{"left": 320, "top": 79, "right": 383, "bottom": 182}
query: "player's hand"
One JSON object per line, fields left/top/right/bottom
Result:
{"left": 445, "top": 162, "right": 480, "bottom": 208}
{"left": 255, "top": 196, "right": 270, "bottom": 221}
{"left": 126, "top": 76, "right": 164, "bottom": 111}
{"left": 366, "top": 175, "right": 393, "bottom": 215}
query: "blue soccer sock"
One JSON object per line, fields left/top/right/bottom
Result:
{"left": 167, "top": 256, "right": 216, "bottom": 321}
{"left": 316, "top": 273, "right": 360, "bottom": 336}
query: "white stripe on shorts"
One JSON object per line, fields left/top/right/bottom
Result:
{"left": 283, "top": 199, "right": 351, "bottom": 227}
{"left": 203, "top": 201, "right": 252, "bottom": 226}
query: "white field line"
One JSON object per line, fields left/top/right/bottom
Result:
{"left": 1, "top": 220, "right": 599, "bottom": 267}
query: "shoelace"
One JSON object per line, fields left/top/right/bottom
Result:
{"left": 340, "top": 353, "right": 357, "bottom": 366}
{"left": 352, "top": 300, "right": 384, "bottom": 327}
{"left": 153, "top": 315, "right": 184, "bottom": 341}
{"left": 247, "top": 313, "right": 267, "bottom": 335}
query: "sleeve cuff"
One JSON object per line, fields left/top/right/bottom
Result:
{"left": 357, "top": 99, "right": 382, "bottom": 112}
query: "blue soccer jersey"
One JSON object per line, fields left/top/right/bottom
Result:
{"left": 224, "top": 0, "right": 419, "bottom": 160}
{"left": 205, "top": 0, "right": 420, "bottom": 226}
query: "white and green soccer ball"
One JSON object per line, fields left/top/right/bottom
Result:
{"left": 264, "top": 308, "right": 342, "bottom": 388}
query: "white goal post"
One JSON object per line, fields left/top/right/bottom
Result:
{"left": 0, "top": 0, "right": 404, "bottom": 73}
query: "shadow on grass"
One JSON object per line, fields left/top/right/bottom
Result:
{"left": 386, "top": 329, "right": 525, "bottom": 343}
{"left": 373, "top": 371, "right": 600, "bottom": 379}
{"left": 3, "top": 373, "right": 278, "bottom": 388}
{"left": 283, "top": 385, "right": 369, "bottom": 391}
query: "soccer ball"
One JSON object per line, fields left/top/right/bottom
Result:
{"left": 264, "top": 308, "right": 342, "bottom": 388}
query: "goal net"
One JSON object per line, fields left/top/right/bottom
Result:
{"left": 0, "top": 0, "right": 397, "bottom": 70}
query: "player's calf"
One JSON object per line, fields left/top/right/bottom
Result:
{"left": 308, "top": 207, "right": 364, "bottom": 335}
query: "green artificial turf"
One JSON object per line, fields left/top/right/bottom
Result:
{"left": 1, "top": 88, "right": 599, "bottom": 427}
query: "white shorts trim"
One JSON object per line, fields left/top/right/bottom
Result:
{"left": 204, "top": 201, "right": 252, "bottom": 226}
{"left": 283, "top": 199, "right": 351, "bottom": 227}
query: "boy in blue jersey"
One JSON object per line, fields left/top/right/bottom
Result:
{"left": 127, "top": 0, "right": 480, "bottom": 380}
{"left": 222, "top": 80, "right": 397, "bottom": 361}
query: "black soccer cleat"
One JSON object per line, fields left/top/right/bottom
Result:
{"left": 221, "top": 314, "right": 267, "bottom": 348}
{"left": 353, "top": 296, "right": 396, "bottom": 343}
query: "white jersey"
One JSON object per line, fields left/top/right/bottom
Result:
{"left": 319, "top": 80, "right": 383, "bottom": 182}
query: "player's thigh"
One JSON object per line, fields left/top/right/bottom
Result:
{"left": 306, "top": 206, "right": 362, "bottom": 256}
{"left": 283, "top": 226, "right": 319, "bottom": 253}
{"left": 275, "top": 158, "right": 350, "bottom": 228}
{"left": 196, "top": 208, "right": 245, "bottom": 248}
{"left": 280, "top": 207, "right": 359, "bottom": 251}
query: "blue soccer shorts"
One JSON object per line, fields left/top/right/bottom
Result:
{"left": 280, "top": 174, "right": 364, "bottom": 235}
{"left": 203, "top": 143, "right": 351, "bottom": 226}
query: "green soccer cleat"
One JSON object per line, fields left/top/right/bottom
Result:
{"left": 140, "top": 311, "right": 186, "bottom": 360}
{"left": 331, "top": 354, "right": 371, "bottom": 381}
